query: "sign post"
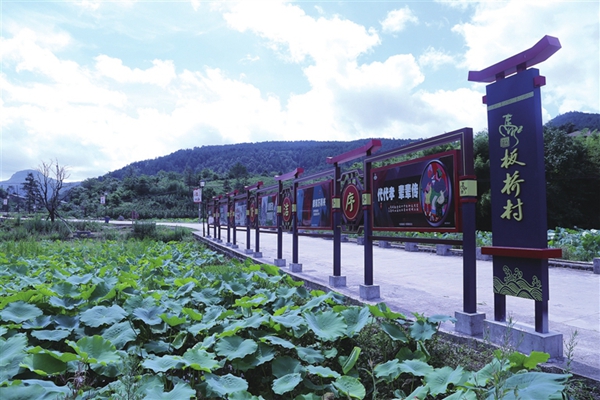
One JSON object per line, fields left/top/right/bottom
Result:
{"left": 470, "top": 35, "right": 563, "bottom": 357}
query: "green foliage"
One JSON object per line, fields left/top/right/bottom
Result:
{"left": 0, "top": 240, "right": 572, "bottom": 398}
{"left": 548, "top": 227, "right": 600, "bottom": 262}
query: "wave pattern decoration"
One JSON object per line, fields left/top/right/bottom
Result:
{"left": 493, "top": 265, "right": 542, "bottom": 301}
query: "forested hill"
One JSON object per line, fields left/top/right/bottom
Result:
{"left": 107, "top": 138, "right": 414, "bottom": 179}
{"left": 546, "top": 111, "right": 600, "bottom": 132}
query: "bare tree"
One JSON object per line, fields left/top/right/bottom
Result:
{"left": 36, "top": 159, "right": 70, "bottom": 222}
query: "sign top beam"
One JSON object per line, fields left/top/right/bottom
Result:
{"left": 326, "top": 139, "right": 382, "bottom": 165}
{"left": 468, "top": 35, "right": 561, "bottom": 83}
{"left": 275, "top": 168, "right": 304, "bottom": 181}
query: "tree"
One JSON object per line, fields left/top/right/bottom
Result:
{"left": 23, "top": 172, "right": 40, "bottom": 213}
{"left": 36, "top": 159, "right": 70, "bottom": 222}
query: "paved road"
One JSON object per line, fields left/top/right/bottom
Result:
{"left": 151, "top": 222, "right": 599, "bottom": 380}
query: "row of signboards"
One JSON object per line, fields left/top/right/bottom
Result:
{"left": 213, "top": 151, "right": 460, "bottom": 233}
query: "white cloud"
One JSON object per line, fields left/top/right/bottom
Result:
{"left": 418, "top": 47, "right": 455, "bottom": 70}
{"left": 453, "top": 0, "right": 599, "bottom": 116}
{"left": 380, "top": 7, "right": 418, "bottom": 34}
{"left": 95, "top": 55, "right": 177, "bottom": 88}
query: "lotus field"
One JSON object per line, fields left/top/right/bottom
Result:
{"left": 0, "top": 240, "right": 571, "bottom": 399}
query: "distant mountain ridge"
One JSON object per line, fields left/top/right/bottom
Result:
{"left": 104, "top": 111, "right": 599, "bottom": 180}
{"left": 106, "top": 138, "right": 415, "bottom": 179}
{"left": 546, "top": 111, "right": 600, "bottom": 132}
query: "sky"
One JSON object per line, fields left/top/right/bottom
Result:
{"left": 1, "top": 0, "right": 599, "bottom": 182}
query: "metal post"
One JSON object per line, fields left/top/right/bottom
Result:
{"left": 276, "top": 180, "right": 283, "bottom": 261}
{"left": 332, "top": 163, "right": 341, "bottom": 276}
{"left": 292, "top": 179, "right": 299, "bottom": 264}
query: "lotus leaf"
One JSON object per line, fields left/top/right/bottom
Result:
{"left": 341, "top": 307, "right": 371, "bottom": 337}
{"left": 271, "top": 356, "right": 304, "bottom": 378}
{"left": 102, "top": 321, "right": 137, "bottom": 350}
{"left": 20, "top": 353, "right": 67, "bottom": 376}
{"left": 380, "top": 321, "right": 408, "bottom": 342}
{"left": 142, "top": 355, "right": 185, "bottom": 373}
{"left": 215, "top": 336, "right": 258, "bottom": 360}
{"left": 424, "top": 366, "right": 468, "bottom": 396}
{"left": 183, "top": 348, "right": 220, "bottom": 372}
{"left": 410, "top": 319, "right": 437, "bottom": 341}
{"left": 304, "top": 310, "right": 347, "bottom": 341}
{"left": 332, "top": 376, "right": 366, "bottom": 399}
{"left": 48, "top": 296, "right": 85, "bottom": 310}
{"left": 80, "top": 305, "right": 127, "bottom": 327}
{"left": 204, "top": 373, "right": 249, "bottom": 396}
{"left": 296, "top": 346, "right": 325, "bottom": 364}
{"left": 306, "top": 365, "right": 341, "bottom": 378}
{"left": 497, "top": 372, "right": 569, "bottom": 400}
{"left": 31, "top": 329, "right": 70, "bottom": 342}
{"left": 21, "top": 315, "right": 53, "bottom": 329}
{"left": 68, "top": 335, "right": 121, "bottom": 365}
{"left": 133, "top": 305, "right": 166, "bottom": 325}
{"left": 261, "top": 335, "right": 296, "bottom": 349}
{"left": 272, "top": 372, "right": 302, "bottom": 395}
{"left": 0, "top": 301, "right": 43, "bottom": 323}
{"left": 145, "top": 382, "right": 195, "bottom": 400}
{"left": 0, "top": 333, "right": 28, "bottom": 383}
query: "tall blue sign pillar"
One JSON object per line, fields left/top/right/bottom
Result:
{"left": 470, "top": 35, "right": 563, "bottom": 357}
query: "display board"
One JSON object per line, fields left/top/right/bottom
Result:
{"left": 371, "top": 151, "right": 460, "bottom": 232}
{"left": 258, "top": 193, "right": 278, "bottom": 228}
{"left": 296, "top": 180, "right": 332, "bottom": 229}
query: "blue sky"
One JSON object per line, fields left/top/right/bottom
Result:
{"left": 1, "top": 0, "right": 598, "bottom": 181}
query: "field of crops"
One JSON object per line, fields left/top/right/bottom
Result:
{"left": 0, "top": 240, "right": 572, "bottom": 399}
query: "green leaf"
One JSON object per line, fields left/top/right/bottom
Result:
{"left": 215, "top": 336, "right": 258, "bottom": 360}
{"left": 80, "top": 304, "right": 127, "bottom": 327}
{"left": 374, "top": 359, "right": 402, "bottom": 382}
{"left": 304, "top": 310, "right": 347, "bottom": 341}
{"left": 498, "top": 372, "right": 569, "bottom": 399}
{"left": 204, "top": 373, "right": 249, "bottom": 396}
{"left": 410, "top": 319, "right": 437, "bottom": 341}
{"left": 508, "top": 350, "right": 550, "bottom": 371}
{"left": 68, "top": 335, "right": 121, "bottom": 365}
{"left": 232, "top": 342, "right": 275, "bottom": 372}
{"left": 341, "top": 346, "right": 361, "bottom": 374}
{"left": 145, "top": 382, "right": 196, "bottom": 400}
{"left": 272, "top": 373, "right": 302, "bottom": 395}
{"left": 272, "top": 356, "right": 304, "bottom": 378}
{"left": 0, "top": 380, "right": 70, "bottom": 399}
{"left": 159, "top": 313, "right": 187, "bottom": 326}
{"left": 48, "top": 296, "right": 85, "bottom": 310}
{"left": 22, "top": 315, "right": 53, "bottom": 329}
{"left": 183, "top": 348, "right": 220, "bottom": 372}
{"left": 133, "top": 306, "right": 166, "bottom": 325}
{"left": 405, "top": 385, "right": 429, "bottom": 399}
{"left": 20, "top": 353, "right": 67, "bottom": 376}
{"left": 399, "top": 359, "right": 435, "bottom": 377}
{"left": 368, "top": 302, "right": 405, "bottom": 320}
{"left": 333, "top": 376, "right": 366, "bottom": 399}
{"left": 31, "top": 329, "right": 70, "bottom": 342}
{"left": 182, "top": 307, "right": 203, "bottom": 321}
{"left": 102, "top": 321, "right": 137, "bottom": 350}
{"left": 271, "top": 311, "right": 305, "bottom": 329}
{"left": 235, "top": 293, "right": 268, "bottom": 308}
{"left": 296, "top": 346, "right": 325, "bottom": 364}
{"left": 0, "top": 301, "right": 43, "bottom": 323}
{"left": 0, "top": 333, "right": 28, "bottom": 383}
{"left": 142, "top": 355, "right": 185, "bottom": 373}
{"left": 424, "top": 366, "right": 468, "bottom": 396}
{"left": 261, "top": 335, "right": 296, "bottom": 349}
{"left": 191, "top": 287, "right": 221, "bottom": 305}
{"left": 380, "top": 321, "right": 409, "bottom": 342}
{"left": 306, "top": 365, "right": 341, "bottom": 379}
{"left": 341, "top": 306, "right": 371, "bottom": 337}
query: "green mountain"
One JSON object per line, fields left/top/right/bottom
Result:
{"left": 547, "top": 111, "right": 600, "bottom": 132}
{"left": 106, "top": 138, "right": 414, "bottom": 179}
